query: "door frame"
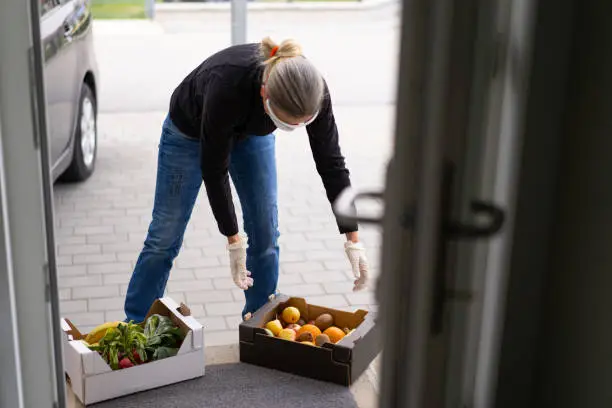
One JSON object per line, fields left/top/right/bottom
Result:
{"left": 0, "top": 0, "right": 65, "bottom": 406}
{"left": 377, "top": 0, "right": 460, "bottom": 405}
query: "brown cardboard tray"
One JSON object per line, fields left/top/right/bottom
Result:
{"left": 239, "top": 294, "right": 381, "bottom": 386}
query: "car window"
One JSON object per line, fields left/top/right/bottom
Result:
{"left": 40, "top": 0, "right": 58, "bottom": 16}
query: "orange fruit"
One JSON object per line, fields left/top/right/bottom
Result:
{"left": 301, "top": 341, "right": 315, "bottom": 346}
{"left": 297, "top": 324, "right": 322, "bottom": 339}
{"left": 323, "top": 326, "right": 346, "bottom": 344}
{"left": 281, "top": 307, "right": 301, "bottom": 324}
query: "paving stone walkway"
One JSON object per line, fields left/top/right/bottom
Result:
{"left": 54, "top": 106, "right": 394, "bottom": 345}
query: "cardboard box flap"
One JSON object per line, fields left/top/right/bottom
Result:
{"left": 177, "top": 330, "right": 194, "bottom": 355}
{"left": 61, "top": 318, "right": 84, "bottom": 341}
{"left": 336, "top": 310, "right": 376, "bottom": 347}
{"left": 146, "top": 298, "right": 203, "bottom": 330}
{"left": 161, "top": 297, "right": 203, "bottom": 331}
{"left": 153, "top": 297, "right": 203, "bottom": 350}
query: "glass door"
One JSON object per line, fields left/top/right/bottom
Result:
{"left": 335, "top": 0, "right": 537, "bottom": 406}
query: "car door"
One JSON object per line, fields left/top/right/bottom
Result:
{"left": 41, "top": 0, "right": 78, "bottom": 165}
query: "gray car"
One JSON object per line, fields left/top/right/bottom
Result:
{"left": 41, "top": 0, "right": 100, "bottom": 182}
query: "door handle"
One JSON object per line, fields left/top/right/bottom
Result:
{"left": 63, "top": 23, "right": 74, "bottom": 41}
{"left": 445, "top": 200, "right": 505, "bottom": 239}
{"left": 334, "top": 188, "right": 505, "bottom": 238}
{"left": 333, "top": 187, "right": 384, "bottom": 226}
{"left": 333, "top": 164, "right": 506, "bottom": 336}
{"left": 431, "top": 161, "right": 506, "bottom": 334}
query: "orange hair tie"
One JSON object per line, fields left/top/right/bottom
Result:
{"left": 270, "top": 46, "right": 279, "bottom": 57}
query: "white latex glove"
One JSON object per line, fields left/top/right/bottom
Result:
{"left": 227, "top": 234, "right": 254, "bottom": 290}
{"left": 345, "top": 241, "right": 369, "bottom": 291}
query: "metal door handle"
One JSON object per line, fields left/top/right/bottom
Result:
{"left": 334, "top": 186, "right": 505, "bottom": 235}
{"left": 430, "top": 162, "right": 506, "bottom": 334}
{"left": 333, "top": 187, "right": 384, "bottom": 226}
{"left": 446, "top": 200, "right": 505, "bottom": 239}
{"left": 64, "top": 23, "right": 74, "bottom": 40}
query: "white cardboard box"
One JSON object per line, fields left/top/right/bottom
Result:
{"left": 61, "top": 297, "right": 205, "bottom": 406}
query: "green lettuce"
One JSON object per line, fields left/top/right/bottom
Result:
{"left": 144, "top": 314, "right": 185, "bottom": 361}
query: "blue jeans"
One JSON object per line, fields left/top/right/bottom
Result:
{"left": 124, "top": 115, "right": 280, "bottom": 323}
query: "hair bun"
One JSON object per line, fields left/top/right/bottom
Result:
{"left": 261, "top": 36, "right": 302, "bottom": 61}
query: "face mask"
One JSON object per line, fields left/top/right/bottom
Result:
{"left": 266, "top": 99, "right": 318, "bottom": 132}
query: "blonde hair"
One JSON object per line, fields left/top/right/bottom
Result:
{"left": 260, "top": 37, "right": 325, "bottom": 119}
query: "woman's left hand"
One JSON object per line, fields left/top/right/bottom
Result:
{"left": 345, "top": 241, "right": 369, "bottom": 291}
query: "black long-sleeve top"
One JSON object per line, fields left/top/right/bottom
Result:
{"left": 168, "top": 43, "right": 357, "bottom": 237}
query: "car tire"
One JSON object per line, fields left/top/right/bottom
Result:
{"left": 61, "top": 83, "right": 97, "bottom": 182}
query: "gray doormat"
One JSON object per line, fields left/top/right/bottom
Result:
{"left": 91, "top": 363, "right": 358, "bottom": 408}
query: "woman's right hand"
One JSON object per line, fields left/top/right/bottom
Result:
{"left": 227, "top": 234, "right": 254, "bottom": 290}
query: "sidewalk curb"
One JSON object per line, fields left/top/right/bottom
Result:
{"left": 155, "top": 0, "right": 397, "bottom": 13}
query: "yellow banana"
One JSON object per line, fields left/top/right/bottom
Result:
{"left": 84, "top": 321, "right": 123, "bottom": 344}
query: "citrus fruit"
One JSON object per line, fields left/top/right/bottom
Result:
{"left": 297, "top": 324, "right": 322, "bottom": 339}
{"left": 323, "top": 326, "right": 346, "bottom": 343}
{"left": 281, "top": 306, "right": 301, "bottom": 324}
